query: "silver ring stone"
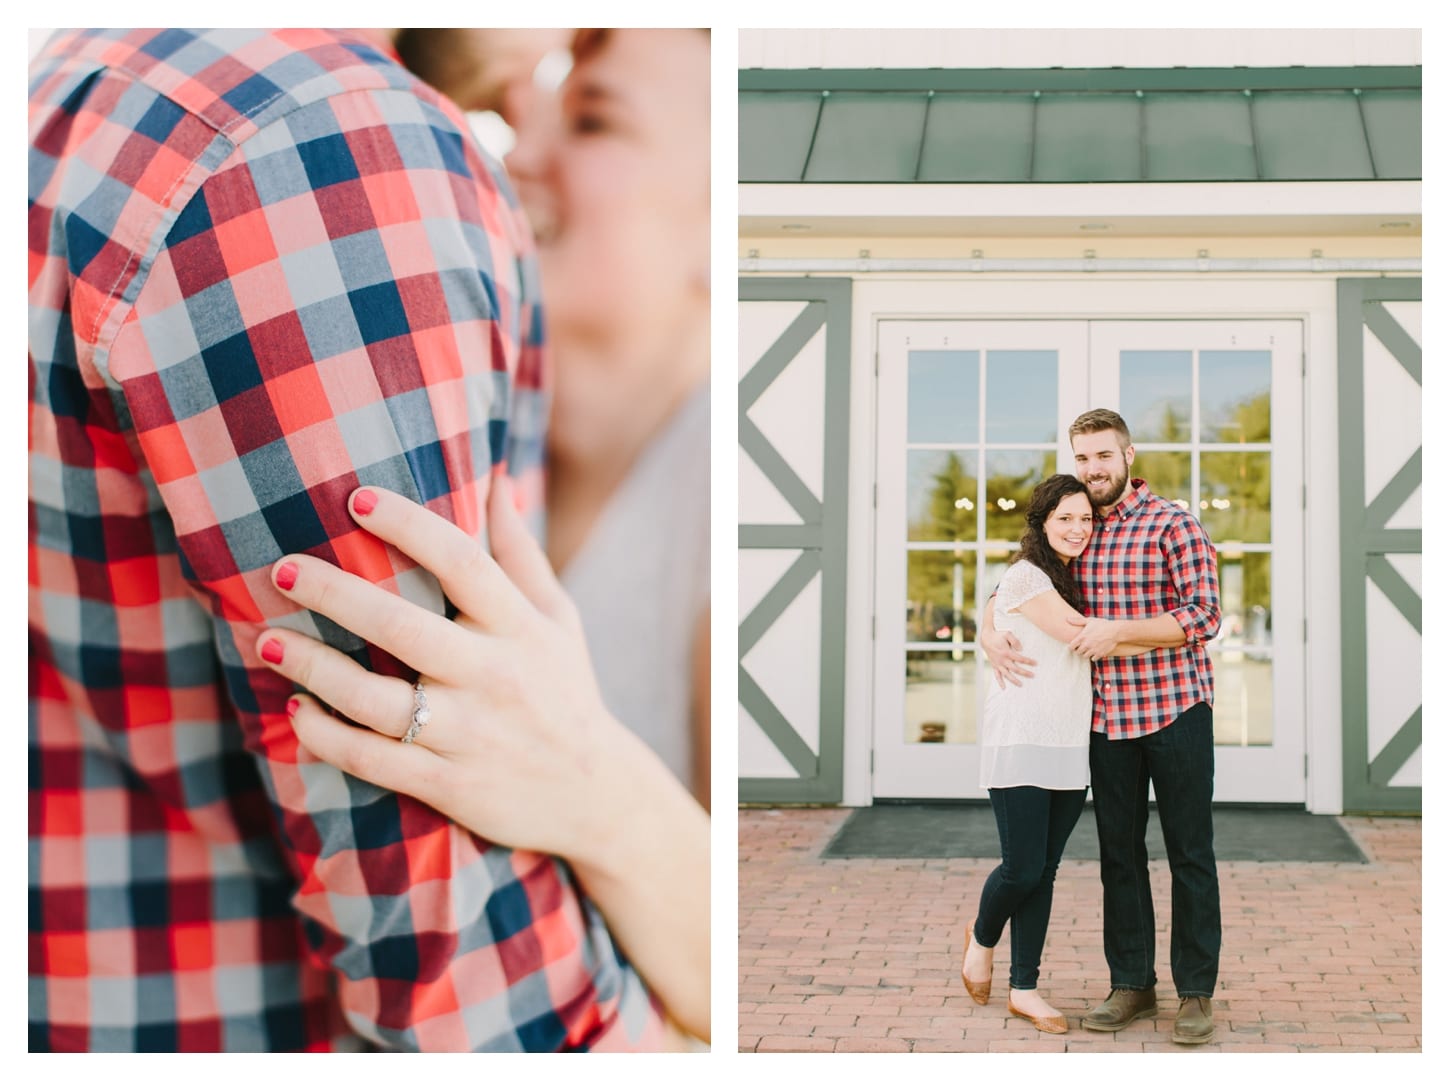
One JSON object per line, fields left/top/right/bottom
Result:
{"left": 402, "top": 680, "right": 431, "bottom": 744}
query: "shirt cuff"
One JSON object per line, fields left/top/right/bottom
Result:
{"left": 1169, "top": 605, "right": 1218, "bottom": 645}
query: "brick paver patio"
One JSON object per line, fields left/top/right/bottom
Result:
{"left": 738, "top": 808, "right": 1421, "bottom": 1053}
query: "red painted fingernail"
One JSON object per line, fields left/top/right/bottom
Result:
{"left": 261, "top": 638, "right": 285, "bottom": 665}
{"left": 285, "top": 698, "right": 300, "bottom": 718}
{"left": 353, "top": 489, "right": 378, "bottom": 516}
{"left": 276, "top": 562, "right": 299, "bottom": 591}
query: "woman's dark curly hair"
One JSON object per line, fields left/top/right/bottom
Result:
{"left": 1008, "top": 474, "right": 1091, "bottom": 612}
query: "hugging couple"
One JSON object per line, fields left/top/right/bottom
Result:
{"left": 960, "top": 408, "right": 1222, "bottom": 1045}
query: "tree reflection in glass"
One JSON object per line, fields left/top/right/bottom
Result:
{"left": 1213, "top": 550, "right": 1273, "bottom": 746}
{"left": 1200, "top": 390, "right": 1271, "bottom": 541}
{"left": 1131, "top": 450, "right": 1192, "bottom": 509}
{"left": 1202, "top": 352, "right": 1271, "bottom": 442}
{"left": 905, "top": 551, "right": 977, "bottom": 647}
{"left": 984, "top": 450, "right": 1054, "bottom": 540}
{"left": 1201, "top": 450, "right": 1271, "bottom": 543}
{"left": 907, "top": 450, "right": 976, "bottom": 542}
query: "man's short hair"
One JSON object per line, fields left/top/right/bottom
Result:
{"left": 1069, "top": 408, "right": 1132, "bottom": 449}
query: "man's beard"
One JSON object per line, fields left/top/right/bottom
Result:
{"left": 1084, "top": 466, "right": 1129, "bottom": 508}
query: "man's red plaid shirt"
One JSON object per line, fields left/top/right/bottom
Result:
{"left": 1075, "top": 478, "right": 1222, "bottom": 740}
{"left": 29, "top": 28, "right": 663, "bottom": 1052}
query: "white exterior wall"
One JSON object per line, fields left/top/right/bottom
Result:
{"left": 737, "top": 172, "right": 1419, "bottom": 815}
{"left": 1358, "top": 303, "right": 1423, "bottom": 791}
{"left": 738, "top": 300, "right": 830, "bottom": 782}
{"left": 739, "top": 270, "right": 1419, "bottom": 812}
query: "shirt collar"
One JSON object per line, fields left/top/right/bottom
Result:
{"left": 340, "top": 29, "right": 403, "bottom": 64}
{"left": 1101, "top": 477, "right": 1151, "bottom": 521}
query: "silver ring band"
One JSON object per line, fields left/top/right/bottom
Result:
{"left": 401, "top": 680, "right": 431, "bottom": 744}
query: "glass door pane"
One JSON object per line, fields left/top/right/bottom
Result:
{"left": 873, "top": 319, "right": 1302, "bottom": 803}
{"left": 1089, "top": 322, "right": 1303, "bottom": 802}
{"left": 874, "top": 322, "right": 1088, "bottom": 798}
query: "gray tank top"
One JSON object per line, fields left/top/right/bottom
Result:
{"left": 560, "top": 385, "right": 710, "bottom": 786}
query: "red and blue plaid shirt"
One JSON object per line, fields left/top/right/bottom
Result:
{"left": 29, "top": 28, "right": 663, "bottom": 1052}
{"left": 1076, "top": 479, "right": 1221, "bottom": 740}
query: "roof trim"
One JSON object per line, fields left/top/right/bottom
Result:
{"left": 739, "top": 66, "right": 1422, "bottom": 92}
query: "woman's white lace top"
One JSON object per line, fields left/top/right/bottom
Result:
{"left": 980, "top": 560, "right": 1092, "bottom": 790}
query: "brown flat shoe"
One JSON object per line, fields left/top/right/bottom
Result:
{"left": 960, "top": 927, "right": 991, "bottom": 1004}
{"left": 1008, "top": 1002, "right": 1069, "bottom": 1035}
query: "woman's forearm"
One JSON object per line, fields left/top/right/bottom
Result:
{"left": 1068, "top": 612, "right": 1182, "bottom": 661}
{"left": 570, "top": 716, "right": 711, "bottom": 1043}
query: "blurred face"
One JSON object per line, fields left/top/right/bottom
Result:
{"left": 505, "top": 29, "right": 710, "bottom": 353}
{"left": 1071, "top": 428, "right": 1135, "bottom": 509}
{"left": 1044, "top": 492, "right": 1094, "bottom": 562}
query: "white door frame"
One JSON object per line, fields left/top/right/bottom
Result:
{"left": 870, "top": 316, "right": 1304, "bottom": 803}
{"left": 831, "top": 274, "right": 1357, "bottom": 812}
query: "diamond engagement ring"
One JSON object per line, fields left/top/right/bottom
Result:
{"left": 401, "top": 680, "right": 431, "bottom": 744}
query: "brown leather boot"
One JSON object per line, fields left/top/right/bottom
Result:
{"left": 1172, "top": 997, "right": 1214, "bottom": 1044}
{"left": 1080, "top": 988, "right": 1158, "bottom": 1032}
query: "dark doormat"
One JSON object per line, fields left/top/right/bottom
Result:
{"left": 821, "top": 803, "right": 1367, "bottom": 863}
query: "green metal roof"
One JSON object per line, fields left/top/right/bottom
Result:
{"left": 739, "top": 67, "right": 1420, "bottom": 183}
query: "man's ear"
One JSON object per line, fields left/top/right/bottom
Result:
{"left": 1124, "top": 443, "right": 1136, "bottom": 470}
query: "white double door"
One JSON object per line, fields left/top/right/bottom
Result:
{"left": 872, "top": 319, "right": 1304, "bottom": 803}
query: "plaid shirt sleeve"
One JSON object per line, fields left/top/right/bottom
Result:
{"left": 1160, "top": 514, "right": 1223, "bottom": 645}
{"left": 1081, "top": 482, "right": 1221, "bottom": 738}
{"left": 121, "top": 98, "right": 658, "bottom": 1053}
{"left": 31, "top": 30, "right": 662, "bottom": 1051}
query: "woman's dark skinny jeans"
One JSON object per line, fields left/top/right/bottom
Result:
{"left": 972, "top": 785, "right": 1087, "bottom": 990}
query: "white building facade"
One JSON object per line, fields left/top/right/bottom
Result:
{"left": 737, "top": 29, "right": 1421, "bottom": 815}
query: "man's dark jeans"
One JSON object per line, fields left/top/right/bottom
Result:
{"left": 1088, "top": 702, "right": 1221, "bottom": 998}
{"left": 973, "top": 785, "right": 1088, "bottom": 990}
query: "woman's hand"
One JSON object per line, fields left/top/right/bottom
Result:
{"left": 256, "top": 479, "right": 623, "bottom": 867}
{"left": 1065, "top": 614, "right": 1122, "bottom": 661}
{"left": 979, "top": 598, "right": 1037, "bottom": 689}
{"left": 254, "top": 478, "right": 710, "bottom": 1042}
